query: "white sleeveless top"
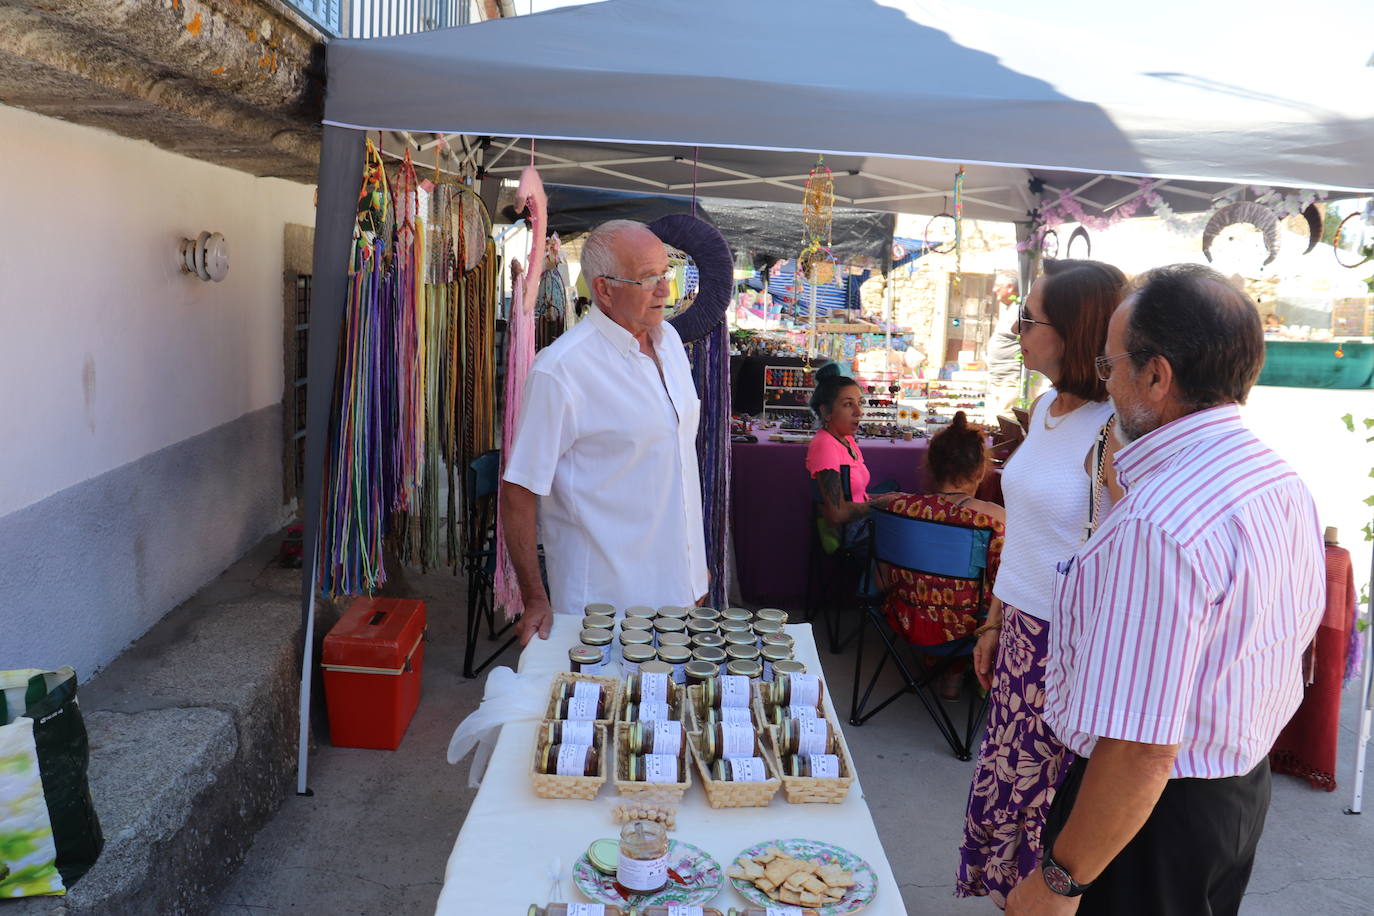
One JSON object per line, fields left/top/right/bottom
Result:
{"left": 993, "top": 391, "right": 1114, "bottom": 621}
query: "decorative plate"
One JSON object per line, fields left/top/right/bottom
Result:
{"left": 573, "top": 838, "right": 724, "bottom": 907}
{"left": 729, "top": 838, "right": 878, "bottom": 916}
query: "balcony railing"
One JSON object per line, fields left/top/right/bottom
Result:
{"left": 287, "top": 0, "right": 471, "bottom": 39}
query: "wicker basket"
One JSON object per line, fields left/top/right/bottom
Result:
{"left": 611, "top": 721, "right": 693, "bottom": 804}
{"left": 543, "top": 671, "right": 624, "bottom": 723}
{"left": 620, "top": 678, "right": 685, "bottom": 724}
{"left": 686, "top": 726, "right": 780, "bottom": 808}
{"left": 763, "top": 702, "right": 856, "bottom": 804}
{"left": 685, "top": 681, "right": 767, "bottom": 732}
{"left": 530, "top": 720, "right": 609, "bottom": 800}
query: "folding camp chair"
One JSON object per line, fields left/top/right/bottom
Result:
{"left": 803, "top": 467, "right": 867, "bottom": 653}
{"left": 849, "top": 508, "right": 993, "bottom": 760}
{"left": 461, "top": 450, "right": 519, "bottom": 678}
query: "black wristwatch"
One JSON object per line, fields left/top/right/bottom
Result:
{"left": 1042, "top": 849, "right": 1092, "bottom": 897}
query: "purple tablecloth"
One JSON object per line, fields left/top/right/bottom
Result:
{"left": 731, "top": 435, "right": 1001, "bottom": 609}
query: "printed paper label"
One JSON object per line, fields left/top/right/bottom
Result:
{"left": 788, "top": 673, "right": 821, "bottom": 708}
{"left": 788, "top": 703, "right": 818, "bottom": 720}
{"left": 560, "top": 720, "right": 594, "bottom": 746}
{"left": 795, "top": 717, "right": 829, "bottom": 755}
{"left": 719, "top": 707, "right": 752, "bottom": 725}
{"left": 555, "top": 743, "right": 590, "bottom": 776}
{"left": 719, "top": 675, "right": 751, "bottom": 707}
{"left": 565, "top": 695, "right": 598, "bottom": 721}
{"left": 617, "top": 850, "right": 668, "bottom": 891}
{"left": 667, "top": 907, "right": 704, "bottom": 916}
{"left": 566, "top": 905, "right": 606, "bottom": 916}
{"left": 637, "top": 702, "right": 672, "bottom": 722}
{"left": 573, "top": 680, "right": 602, "bottom": 702}
{"left": 765, "top": 907, "right": 803, "bottom": 916}
{"left": 644, "top": 753, "right": 679, "bottom": 783}
{"left": 721, "top": 723, "right": 754, "bottom": 759}
{"left": 652, "top": 721, "right": 683, "bottom": 757}
{"left": 728, "top": 757, "right": 768, "bottom": 782}
{"left": 807, "top": 753, "right": 841, "bottom": 778}
{"left": 640, "top": 672, "right": 669, "bottom": 706}
{"left": 577, "top": 654, "right": 607, "bottom": 675}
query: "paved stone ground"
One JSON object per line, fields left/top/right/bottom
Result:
{"left": 212, "top": 386, "right": 1374, "bottom": 915}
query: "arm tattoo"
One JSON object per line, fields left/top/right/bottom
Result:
{"left": 817, "top": 469, "right": 845, "bottom": 513}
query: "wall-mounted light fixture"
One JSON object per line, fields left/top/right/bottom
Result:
{"left": 179, "top": 232, "right": 229, "bottom": 282}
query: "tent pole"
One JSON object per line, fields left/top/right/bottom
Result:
{"left": 808, "top": 274, "right": 817, "bottom": 358}
{"left": 883, "top": 269, "right": 894, "bottom": 359}
{"left": 1347, "top": 539, "right": 1374, "bottom": 814}
{"left": 296, "top": 122, "right": 366, "bottom": 796}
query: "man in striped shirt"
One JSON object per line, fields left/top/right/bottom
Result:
{"left": 1007, "top": 264, "right": 1324, "bottom": 915}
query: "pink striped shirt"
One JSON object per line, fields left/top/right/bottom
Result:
{"left": 1043, "top": 405, "right": 1324, "bottom": 778}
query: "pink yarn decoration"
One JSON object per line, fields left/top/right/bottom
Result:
{"left": 494, "top": 166, "right": 547, "bottom": 621}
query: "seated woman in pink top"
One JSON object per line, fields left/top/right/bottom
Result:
{"left": 805, "top": 364, "right": 896, "bottom": 550}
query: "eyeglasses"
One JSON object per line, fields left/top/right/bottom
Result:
{"left": 1015, "top": 307, "right": 1054, "bottom": 335}
{"left": 1095, "top": 350, "right": 1150, "bottom": 381}
{"left": 600, "top": 269, "right": 673, "bottom": 290}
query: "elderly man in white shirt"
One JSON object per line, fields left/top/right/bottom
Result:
{"left": 501, "top": 219, "right": 709, "bottom": 645}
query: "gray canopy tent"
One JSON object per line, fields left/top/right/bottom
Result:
{"left": 298, "top": 0, "right": 1374, "bottom": 791}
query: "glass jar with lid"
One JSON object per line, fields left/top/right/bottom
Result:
{"left": 527, "top": 904, "right": 628, "bottom": 916}
{"left": 628, "top": 719, "right": 685, "bottom": 757}
{"left": 692, "top": 631, "right": 727, "bottom": 651}
{"left": 703, "top": 673, "right": 752, "bottom": 710}
{"left": 626, "top": 753, "right": 686, "bottom": 784}
{"left": 692, "top": 645, "right": 728, "bottom": 675}
{"left": 684, "top": 659, "right": 719, "bottom": 687}
{"left": 782, "top": 753, "right": 843, "bottom": 779}
{"left": 581, "top": 627, "right": 614, "bottom": 656}
{"left": 621, "top": 615, "right": 655, "bottom": 633}
{"left": 538, "top": 742, "right": 600, "bottom": 776}
{"left": 656, "top": 605, "right": 691, "bottom": 620}
{"left": 771, "top": 671, "right": 822, "bottom": 711}
{"left": 759, "top": 644, "right": 791, "bottom": 681}
{"left": 703, "top": 721, "right": 761, "bottom": 761}
{"left": 624, "top": 605, "right": 655, "bottom": 618}
{"left": 707, "top": 757, "right": 770, "bottom": 782}
{"left": 725, "top": 643, "right": 761, "bottom": 666}
{"left": 619, "top": 629, "right": 654, "bottom": 650}
{"left": 688, "top": 606, "right": 721, "bottom": 623}
{"left": 754, "top": 607, "right": 789, "bottom": 625}
{"left": 569, "top": 644, "right": 606, "bottom": 674}
{"left": 583, "top": 602, "right": 616, "bottom": 618}
{"left": 752, "top": 619, "right": 785, "bottom": 642}
{"left": 617, "top": 819, "right": 669, "bottom": 893}
{"left": 653, "top": 617, "right": 688, "bottom": 639}
{"left": 657, "top": 631, "right": 691, "bottom": 648}
{"left": 540, "top": 719, "right": 596, "bottom": 748}
{"left": 657, "top": 645, "right": 692, "bottom": 684}
{"left": 685, "top": 618, "right": 719, "bottom": 640}
{"left": 779, "top": 716, "right": 839, "bottom": 756}
{"left": 760, "top": 632, "right": 795, "bottom": 651}
{"left": 583, "top": 612, "right": 615, "bottom": 632}
{"left": 723, "top": 630, "right": 757, "bottom": 650}
{"left": 725, "top": 659, "right": 763, "bottom": 681}
{"left": 625, "top": 666, "right": 674, "bottom": 705}
{"left": 719, "top": 619, "right": 753, "bottom": 637}
{"left": 553, "top": 681, "right": 608, "bottom": 720}
{"left": 621, "top": 643, "right": 657, "bottom": 675}
{"left": 704, "top": 704, "right": 754, "bottom": 726}
{"left": 640, "top": 907, "right": 725, "bottom": 916}
{"left": 722, "top": 607, "right": 754, "bottom": 624}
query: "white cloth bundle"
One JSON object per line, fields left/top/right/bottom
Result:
{"left": 446, "top": 665, "right": 549, "bottom": 787}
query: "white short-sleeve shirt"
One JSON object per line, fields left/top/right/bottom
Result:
{"left": 502, "top": 305, "right": 709, "bottom": 615}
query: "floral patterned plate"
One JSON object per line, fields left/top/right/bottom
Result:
{"left": 729, "top": 838, "right": 878, "bottom": 916}
{"left": 573, "top": 838, "right": 724, "bottom": 907}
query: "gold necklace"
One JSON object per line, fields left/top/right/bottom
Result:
{"left": 1043, "top": 400, "right": 1080, "bottom": 430}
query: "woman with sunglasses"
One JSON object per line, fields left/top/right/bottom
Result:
{"left": 955, "top": 259, "right": 1126, "bottom": 908}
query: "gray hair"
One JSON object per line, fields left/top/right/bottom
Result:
{"left": 581, "top": 219, "right": 649, "bottom": 306}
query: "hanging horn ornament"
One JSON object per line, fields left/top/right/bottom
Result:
{"left": 1301, "top": 203, "right": 1323, "bottom": 255}
{"left": 1202, "top": 201, "right": 1280, "bottom": 267}
{"left": 1066, "top": 226, "right": 1092, "bottom": 259}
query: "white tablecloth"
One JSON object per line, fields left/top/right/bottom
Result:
{"left": 436, "top": 616, "right": 904, "bottom": 915}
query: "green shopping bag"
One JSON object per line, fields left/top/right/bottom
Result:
{"left": 0, "top": 668, "right": 103, "bottom": 898}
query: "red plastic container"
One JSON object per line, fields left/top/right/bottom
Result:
{"left": 322, "top": 597, "right": 427, "bottom": 750}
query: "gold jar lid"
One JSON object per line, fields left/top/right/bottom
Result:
{"left": 581, "top": 627, "right": 614, "bottom": 647}
{"left": 754, "top": 607, "right": 789, "bottom": 624}
{"left": 719, "top": 620, "right": 752, "bottom": 635}
{"left": 584, "top": 602, "right": 616, "bottom": 617}
{"left": 657, "top": 631, "right": 691, "bottom": 647}
{"left": 638, "top": 659, "right": 674, "bottom": 677}
{"left": 772, "top": 659, "right": 808, "bottom": 677}
{"left": 623, "top": 644, "right": 657, "bottom": 664}
{"left": 620, "top": 629, "right": 654, "bottom": 647}
{"left": 685, "top": 618, "right": 718, "bottom": 637}
{"left": 689, "top": 606, "right": 720, "bottom": 622}
{"left": 625, "top": 605, "right": 655, "bottom": 618}
{"left": 760, "top": 645, "right": 791, "bottom": 663}
{"left": 570, "top": 645, "right": 604, "bottom": 665}
{"left": 657, "top": 645, "right": 692, "bottom": 664}
{"left": 726, "top": 643, "right": 760, "bottom": 662}
{"left": 761, "top": 632, "right": 795, "bottom": 649}
{"left": 657, "top": 605, "right": 692, "bottom": 620}
{"left": 752, "top": 619, "right": 784, "bottom": 638}
{"left": 724, "top": 630, "right": 757, "bottom": 648}
{"left": 726, "top": 659, "right": 763, "bottom": 679}
{"left": 693, "top": 646, "right": 727, "bottom": 665}
{"left": 722, "top": 607, "right": 754, "bottom": 623}
{"left": 583, "top": 613, "right": 615, "bottom": 631}
{"left": 621, "top": 616, "right": 654, "bottom": 632}
{"left": 692, "top": 632, "right": 727, "bottom": 650}
{"left": 684, "top": 660, "right": 719, "bottom": 682}
{"left": 654, "top": 617, "right": 688, "bottom": 635}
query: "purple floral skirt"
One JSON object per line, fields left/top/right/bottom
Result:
{"left": 954, "top": 605, "right": 1074, "bottom": 907}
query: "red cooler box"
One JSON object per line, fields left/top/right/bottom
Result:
{"left": 322, "top": 597, "right": 427, "bottom": 749}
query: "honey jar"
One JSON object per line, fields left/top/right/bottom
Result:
{"left": 619, "top": 629, "right": 654, "bottom": 650}
{"left": 685, "top": 618, "right": 719, "bottom": 640}
{"left": 540, "top": 719, "right": 595, "bottom": 747}
{"left": 691, "top": 645, "right": 728, "bottom": 674}
{"left": 527, "top": 904, "right": 627, "bottom": 916}
{"left": 702, "top": 674, "right": 752, "bottom": 709}
{"left": 654, "top": 618, "right": 688, "bottom": 643}
{"left": 538, "top": 742, "right": 600, "bottom": 777}
{"left": 759, "top": 644, "right": 791, "bottom": 681}
{"left": 782, "top": 753, "right": 843, "bottom": 778}
{"left": 760, "top": 632, "right": 795, "bottom": 651}
{"left": 569, "top": 644, "right": 607, "bottom": 675}
{"left": 627, "top": 719, "right": 685, "bottom": 757}
{"left": 691, "top": 632, "right": 727, "bottom": 651}
{"left": 621, "top": 615, "right": 655, "bottom": 633}
{"left": 580, "top": 627, "right": 614, "bottom": 658}
{"left": 707, "top": 757, "right": 770, "bottom": 782}
{"left": 725, "top": 644, "right": 761, "bottom": 667}
{"left": 620, "top": 644, "right": 657, "bottom": 675}
{"left": 684, "top": 660, "right": 719, "bottom": 686}
{"left": 723, "top": 630, "right": 757, "bottom": 650}
{"left": 624, "top": 605, "right": 655, "bottom": 618}
{"left": 724, "top": 659, "right": 763, "bottom": 681}
{"left": 625, "top": 753, "right": 686, "bottom": 784}
{"left": 703, "top": 722, "right": 761, "bottom": 762}
{"left": 640, "top": 907, "right": 724, "bottom": 916}
{"left": 657, "top": 631, "right": 692, "bottom": 648}
{"left": 779, "top": 717, "right": 839, "bottom": 756}
{"left": 553, "top": 681, "right": 608, "bottom": 720}
{"left": 625, "top": 667, "right": 673, "bottom": 705}
{"left": 751, "top": 619, "right": 784, "bottom": 642}
{"left": 656, "top": 605, "right": 691, "bottom": 620}
{"left": 657, "top": 645, "right": 691, "bottom": 684}
{"left": 617, "top": 819, "right": 669, "bottom": 893}
{"left": 703, "top": 705, "right": 753, "bottom": 726}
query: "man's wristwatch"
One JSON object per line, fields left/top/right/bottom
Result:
{"left": 1042, "top": 849, "right": 1092, "bottom": 897}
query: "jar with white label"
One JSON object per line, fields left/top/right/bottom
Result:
{"left": 620, "top": 629, "right": 655, "bottom": 651}
{"left": 703, "top": 674, "right": 752, "bottom": 710}
{"left": 527, "top": 904, "right": 627, "bottom": 916}
{"left": 779, "top": 717, "right": 838, "bottom": 756}
{"left": 727, "top": 907, "right": 817, "bottom": 916}
{"left": 540, "top": 719, "right": 597, "bottom": 748}
{"left": 767, "top": 702, "right": 821, "bottom": 727}
{"left": 569, "top": 645, "right": 606, "bottom": 674}
{"left": 554, "top": 681, "right": 608, "bottom": 720}
{"left": 759, "top": 645, "right": 791, "bottom": 681}
{"left": 703, "top": 722, "right": 761, "bottom": 761}
{"left": 626, "top": 753, "right": 686, "bottom": 783}
{"left": 782, "top": 753, "right": 843, "bottom": 778}
{"left": 617, "top": 819, "right": 669, "bottom": 893}
{"left": 707, "top": 756, "right": 770, "bottom": 782}
{"left": 538, "top": 742, "right": 600, "bottom": 776}
{"left": 621, "top": 644, "right": 657, "bottom": 675}
{"left": 640, "top": 906, "right": 725, "bottom": 916}
{"left": 657, "top": 645, "right": 692, "bottom": 684}
{"left": 628, "top": 719, "right": 686, "bottom": 758}
{"left": 626, "top": 666, "right": 674, "bottom": 704}
{"left": 771, "top": 671, "right": 822, "bottom": 711}
{"left": 703, "top": 705, "right": 754, "bottom": 726}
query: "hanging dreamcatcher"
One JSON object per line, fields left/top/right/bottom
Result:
{"left": 353, "top": 139, "right": 391, "bottom": 271}
{"left": 952, "top": 165, "right": 966, "bottom": 291}
{"left": 1333, "top": 201, "right": 1374, "bottom": 269}
{"left": 798, "top": 156, "right": 837, "bottom": 358}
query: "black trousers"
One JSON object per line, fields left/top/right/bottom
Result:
{"left": 1042, "top": 755, "right": 1271, "bottom": 916}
